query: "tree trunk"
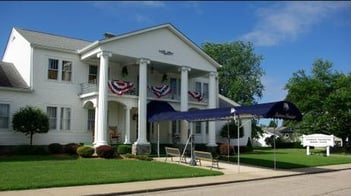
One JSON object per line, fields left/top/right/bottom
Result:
{"left": 30, "top": 133, "right": 33, "bottom": 146}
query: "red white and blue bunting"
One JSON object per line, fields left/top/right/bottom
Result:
{"left": 188, "top": 91, "right": 203, "bottom": 102}
{"left": 108, "top": 80, "right": 134, "bottom": 96}
{"left": 150, "top": 85, "right": 171, "bottom": 98}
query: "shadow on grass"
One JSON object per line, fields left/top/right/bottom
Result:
{"left": 0, "top": 154, "right": 78, "bottom": 162}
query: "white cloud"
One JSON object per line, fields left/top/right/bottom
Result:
{"left": 241, "top": 2, "right": 351, "bottom": 46}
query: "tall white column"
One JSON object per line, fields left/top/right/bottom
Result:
{"left": 135, "top": 58, "right": 150, "bottom": 144}
{"left": 124, "top": 106, "right": 131, "bottom": 144}
{"left": 208, "top": 71, "right": 217, "bottom": 147}
{"left": 93, "top": 106, "right": 98, "bottom": 145}
{"left": 180, "top": 66, "right": 191, "bottom": 144}
{"left": 95, "top": 51, "right": 111, "bottom": 147}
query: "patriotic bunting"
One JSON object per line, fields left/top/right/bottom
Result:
{"left": 188, "top": 91, "right": 203, "bottom": 102}
{"left": 108, "top": 80, "right": 134, "bottom": 95}
{"left": 150, "top": 85, "right": 171, "bottom": 98}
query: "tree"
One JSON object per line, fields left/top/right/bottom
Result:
{"left": 202, "top": 41, "right": 265, "bottom": 105}
{"left": 12, "top": 106, "right": 49, "bottom": 145}
{"left": 284, "top": 59, "right": 351, "bottom": 147}
{"left": 268, "top": 120, "right": 277, "bottom": 128}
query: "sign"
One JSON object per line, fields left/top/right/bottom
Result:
{"left": 302, "top": 134, "right": 334, "bottom": 147}
{"left": 302, "top": 134, "right": 334, "bottom": 156}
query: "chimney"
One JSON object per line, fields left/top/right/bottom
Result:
{"left": 104, "top": 32, "right": 116, "bottom": 39}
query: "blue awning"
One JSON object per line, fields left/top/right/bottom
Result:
{"left": 147, "top": 100, "right": 176, "bottom": 120}
{"left": 148, "top": 101, "right": 302, "bottom": 122}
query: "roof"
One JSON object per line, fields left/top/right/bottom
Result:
{"left": 78, "top": 23, "right": 222, "bottom": 68}
{"left": 0, "top": 61, "right": 29, "bottom": 88}
{"left": 15, "top": 28, "right": 92, "bottom": 52}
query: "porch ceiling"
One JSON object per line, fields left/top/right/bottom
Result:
{"left": 82, "top": 52, "right": 210, "bottom": 78}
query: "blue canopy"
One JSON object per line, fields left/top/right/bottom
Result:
{"left": 148, "top": 101, "right": 302, "bottom": 122}
{"left": 147, "top": 100, "right": 176, "bottom": 120}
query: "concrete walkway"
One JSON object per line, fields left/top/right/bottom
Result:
{"left": 1, "top": 158, "right": 351, "bottom": 196}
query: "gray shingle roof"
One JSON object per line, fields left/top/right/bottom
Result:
{"left": 0, "top": 61, "right": 29, "bottom": 89}
{"left": 15, "top": 28, "right": 92, "bottom": 52}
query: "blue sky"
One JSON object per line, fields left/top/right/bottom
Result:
{"left": 1, "top": 1, "right": 350, "bottom": 104}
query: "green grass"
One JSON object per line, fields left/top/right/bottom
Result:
{"left": 0, "top": 155, "right": 222, "bottom": 191}
{"left": 224, "top": 148, "right": 351, "bottom": 169}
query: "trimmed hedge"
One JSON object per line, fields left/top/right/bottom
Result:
{"left": 117, "top": 144, "right": 132, "bottom": 154}
{"left": 96, "top": 145, "right": 116, "bottom": 159}
{"left": 14, "top": 145, "right": 48, "bottom": 155}
{"left": 64, "top": 143, "right": 80, "bottom": 155}
{"left": 48, "top": 143, "right": 63, "bottom": 154}
{"left": 77, "top": 146, "right": 95, "bottom": 158}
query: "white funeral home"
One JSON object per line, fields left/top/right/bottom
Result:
{"left": 0, "top": 24, "right": 252, "bottom": 153}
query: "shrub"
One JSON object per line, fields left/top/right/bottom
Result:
{"left": 96, "top": 145, "right": 116, "bottom": 159}
{"left": 77, "top": 146, "right": 95, "bottom": 158}
{"left": 124, "top": 153, "right": 153, "bottom": 161}
{"left": 64, "top": 143, "right": 80, "bottom": 155}
{"left": 48, "top": 143, "right": 63, "bottom": 154}
{"left": 14, "top": 145, "right": 48, "bottom": 155}
{"left": 117, "top": 144, "right": 132, "bottom": 154}
{"left": 219, "top": 143, "right": 234, "bottom": 155}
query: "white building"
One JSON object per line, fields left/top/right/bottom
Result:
{"left": 0, "top": 24, "right": 251, "bottom": 153}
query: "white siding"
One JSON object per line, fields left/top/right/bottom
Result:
{"left": 2, "top": 29, "right": 32, "bottom": 86}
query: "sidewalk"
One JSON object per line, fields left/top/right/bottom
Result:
{"left": 1, "top": 158, "right": 351, "bottom": 196}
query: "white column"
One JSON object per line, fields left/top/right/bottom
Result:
{"left": 180, "top": 66, "right": 191, "bottom": 111}
{"left": 124, "top": 106, "right": 131, "bottom": 144}
{"left": 93, "top": 106, "right": 98, "bottom": 145}
{"left": 135, "top": 58, "right": 150, "bottom": 144}
{"left": 180, "top": 66, "right": 191, "bottom": 144}
{"left": 208, "top": 71, "right": 217, "bottom": 147}
{"left": 95, "top": 51, "right": 112, "bottom": 147}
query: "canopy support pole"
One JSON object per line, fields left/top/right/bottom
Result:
{"left": 157, "top": 123, "right": 160, "bottom": 158}
{"left": 273, "top": 118, "right": 278, "bottom": 170}
{"left": 237, "top": 116, "right": 240, "bottom": 173}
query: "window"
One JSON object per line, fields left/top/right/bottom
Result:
{"left": 88, "top": 65, "right": 98, "bottom": 84}
{"left": 170, "top": 78, "right": 180, "bottom": 99}
{"left": 203, "top": 83, "right": 209, "bottom": 99}
{"left": 87, "top": 109, "right": 95, "bottom": 131}
{"left": 47, "top": 106, "right": 57, "bottom": 129}
{"left": 60, "top": 107, "right": 71, "bottom": 130}
{"left": 194, "top": 82, "right": 209, "bottom": 100}
{"left": 48, "top": 59, "right": 59, "bottom": 80}
{"left": 195, "top": 121, "right": 202, "bottom": 134}
{"left": 62, "top": 60, "right": 72, "bottom": 81}
{"left": 48, "top": 58, "right": 73, "bottom": 81}
{"left": 195, "top": 82, "right": 202, "bottom": 93}
{"left": 0, "top": 104, "right": 9, "bottom": 128}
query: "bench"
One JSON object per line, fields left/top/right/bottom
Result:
{"left": 194, "top": 150, "right": 219, "bottom": 169}
{"left": 165, "top": 147, "right": 187, "bottom": 163}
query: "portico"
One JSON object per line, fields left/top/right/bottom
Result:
{"left": 78, "top": 24, "right": 221, "bottom": 154}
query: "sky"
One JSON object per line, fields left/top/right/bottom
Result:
{"left": 1, "top": 1, "right": 350, "bottom": 105}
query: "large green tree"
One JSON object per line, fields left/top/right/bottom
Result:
{"left": 202, "top": 41, "right": 265, "bottom": 105}
{"left": 12, "top": 106, "right": 49, "bottom": 145}
{"left": 284, "top": 59, "right": 351, "bottom": 146}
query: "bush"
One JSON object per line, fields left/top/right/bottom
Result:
{"left": 219, "top": 143, "right": 234, "bottom": 155}
{"left": 14, "top": 145, "right": 48, "bottom": 155}
{"left": 117, "top": 144, "right": 132, "bottom": 154}
{"left": 96, "top": 145, "right": 116, "bottom": 159}
{"left": 48, "top": 143, "right": 63, "bottom": 154}
{"left": 64, "top": 143, "right": 80, "bottom": 155}
{"left": 77, "top": 146, "right": 95, "bottom": 158}
{"left": 124, "top": 153, "right": 153, "bottom": 161}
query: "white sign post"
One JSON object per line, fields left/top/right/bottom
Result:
{"left": 302, "top": 134, "right": 334, "bottom": 156}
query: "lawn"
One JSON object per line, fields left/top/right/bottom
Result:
{"left": 224, "top": 148, "right": 351, "bottom": 169}
{"left": 0, "top": 155, "right": 222, "bottom": 191}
